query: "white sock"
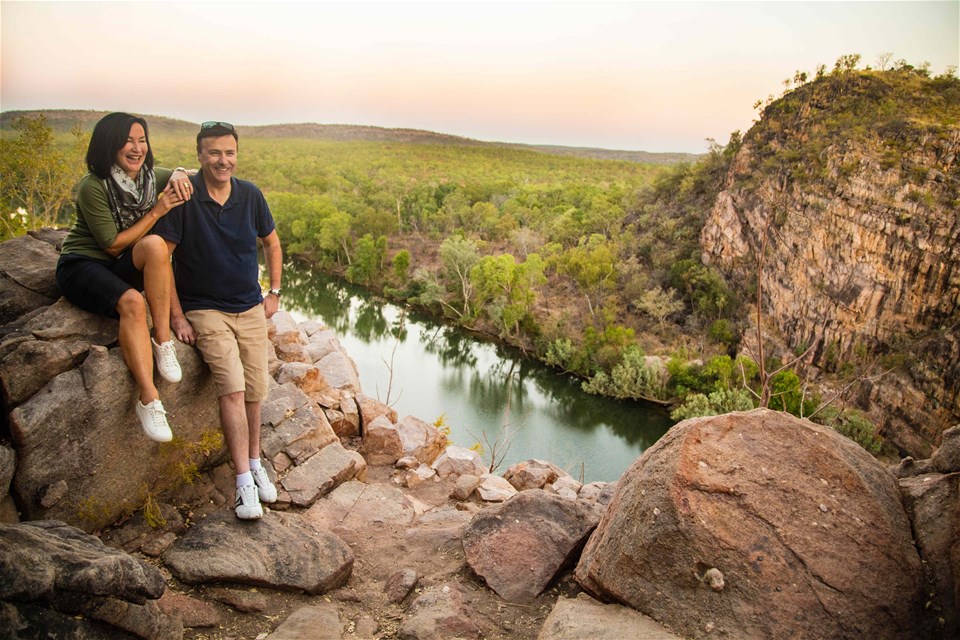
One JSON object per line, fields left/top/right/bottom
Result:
{"left": 249, "top": 458, "right": 262, "bottom": 471}
{"left": 236, "top": 471, "right": 253, "bottom": 488}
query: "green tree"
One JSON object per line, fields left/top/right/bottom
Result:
{"left": 557, "top": 233, "right": 618, "bottom": 323}
{"left": 318, "top": 210, "right": 354, "bottom": 266}
{"left": 582, "top": 346, "right": 669, "bottom": 402}
{"left": 347, "top": 234, "right": 387, "bottom": 284}
{"left": 0, "top": 115, "right": 85, "bottom": 238}
{"left": 439, "top": 236, "right": 480, "bottom": 319}
{"left": 392, "top": 249, "right": 411, "bottom": 284}
{"left": 634, "top": 286, "right": 684, "bottom": 331}
{"left": 671, "top": 388, "right": 756, "bottom": 421}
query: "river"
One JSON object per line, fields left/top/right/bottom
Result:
{"left": 282, "top": 264, "right": 674, "bottom": 483}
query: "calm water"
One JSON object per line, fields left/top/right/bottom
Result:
{"left": 282, "top": 264, "right": 673, "bottom": 483}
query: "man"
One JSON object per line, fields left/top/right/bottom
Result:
{"left": 154, "top": 121, "right": 282, "bottom": 520}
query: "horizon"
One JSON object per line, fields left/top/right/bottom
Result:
{"left": 0, "top": 107, "right": 706, "bottom": 154}
{"left": 1, "top": 1, "right": 957, "bottom": 154}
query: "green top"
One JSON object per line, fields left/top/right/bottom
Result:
{"left": 60, "top": 167, "right": 173, "bottom": 261}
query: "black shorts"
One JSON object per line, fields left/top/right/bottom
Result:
{"left": 56, "top": 252, "right": 144, "bottom": 319}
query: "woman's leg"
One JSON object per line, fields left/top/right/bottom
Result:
{"left": 131, "top": 234, "right": 171, "bottom": 343}
{"left": 116, "top": 289, "right": 159, "bottom": 404}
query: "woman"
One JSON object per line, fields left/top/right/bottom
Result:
{"left": 56, "top": 112, "right": 193, "bottom": 442}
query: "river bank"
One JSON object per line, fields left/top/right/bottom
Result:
{"left": 281, "top": 264, "right": 673, "bottom": 483}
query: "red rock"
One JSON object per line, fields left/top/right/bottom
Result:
{"left": 576, "top": 409, "right": 923, "bottom": 640}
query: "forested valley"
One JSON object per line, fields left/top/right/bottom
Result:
{"left": 7, "top": 57, "right": 956, "bottom": 457}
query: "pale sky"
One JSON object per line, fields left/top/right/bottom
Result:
{"left": 2, "top": 1, "right": 958, "bottom": 152}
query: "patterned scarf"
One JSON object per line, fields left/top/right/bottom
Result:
{"left": 102, "top": 164, "right": 157, "bottom": 231}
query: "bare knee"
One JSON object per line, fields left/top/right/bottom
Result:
{"left": 135, "top": 235, "right": 169, "bottom": 269}
{"left": 115, "top": 290, "right": 146, "bottom": 322}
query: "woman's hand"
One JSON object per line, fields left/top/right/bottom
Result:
{"left": 169, "top": 169, "right": 193, "bottom": 202}
{"left": 154, "top": 187, "right": 186, "bottom": 217}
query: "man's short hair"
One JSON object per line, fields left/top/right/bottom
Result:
{"left": 196, "top": 121, "right": 239, "bottom": 153}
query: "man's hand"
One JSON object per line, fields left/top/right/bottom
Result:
{"left": 264, "top": 292, "right": 279, "bottom": 319}
{"left": 172, "top": 313, "right": 197, "bottom": 345}
{"left": 169, "top": 169, "right": 194, "bottom": 202}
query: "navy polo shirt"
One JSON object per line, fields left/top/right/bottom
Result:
{"left": 153, "top": 173, "right": 275, "bottom": 313}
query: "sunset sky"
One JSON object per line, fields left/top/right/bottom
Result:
{"left": 2, "top": 1, "right": 958, "bottom": 152}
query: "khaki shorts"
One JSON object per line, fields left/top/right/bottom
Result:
{"left": 186, "top": 305, "right": 269, "bottom": 402}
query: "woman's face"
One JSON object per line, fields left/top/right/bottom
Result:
{"left": 115, "top": 123, "right": 148, "bottom": 178}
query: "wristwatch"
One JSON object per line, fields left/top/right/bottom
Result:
{"left": 267, "top": 288, "right": 282, "bottom": 298}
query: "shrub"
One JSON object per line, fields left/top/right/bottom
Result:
{"left": 582, "top": 346, "right": 669, "bottom": 401}
{"left": 670, "top": 388, "right": 756, "bottom": 421}
{"left": 815, "top": 408, "right": 883, "bottom": 455}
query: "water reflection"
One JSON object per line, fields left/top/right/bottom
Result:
{"left": 282, "top": 260, "right": 674, "bottom": 482}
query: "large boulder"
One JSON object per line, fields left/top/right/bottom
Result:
{"left": 898, "top": 472, "right": 960, "bottom": 639}
{"left": 0, "top": 521, "right": 182, "bottom": 640}
{"left": 162, "top": 511, "right": 353, "bottom": 595}
{"left": 260, "top": 381, "right": 338, "bottom": 466}
{"left": 576, "top": 409, "right": 923, "bottom": 640}
{"left": 8, "top": 341, "right": 220, "bottom": 532}
{"left": 0, "top": 520, "right": 165, "bottom": 603}
{"left": 0, "top": 232, "right": 225, "bottom": 533}
{"left": 0, "top": 234, "right": 61, "bottom": 327}
{"left": 463, "top": 490, "right": 602, "bottom": 603}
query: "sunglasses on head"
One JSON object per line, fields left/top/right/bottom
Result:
{"left": 201, "top": 121, "right": 235, "bottom": 131}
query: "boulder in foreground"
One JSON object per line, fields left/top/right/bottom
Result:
{"left": 576, "top": 409, "right": 923, "bottom": 640}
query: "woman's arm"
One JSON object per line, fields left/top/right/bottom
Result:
{"left": 103, "top": 186, "right": 186, "bottom": 258}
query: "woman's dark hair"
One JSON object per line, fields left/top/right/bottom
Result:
{"left": 85, "top": 112, "right": 154, "bottom": 179}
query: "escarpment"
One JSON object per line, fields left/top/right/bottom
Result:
{"left": 701, "top": 70, "right": 960, "bottom": 456}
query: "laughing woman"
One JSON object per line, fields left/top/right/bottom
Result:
{"left": 56, "top": 112, "right": 193, "bottom": 442}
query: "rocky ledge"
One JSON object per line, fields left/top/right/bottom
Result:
{"left": 1, "top": 231, "right": 958, "bottom": 639}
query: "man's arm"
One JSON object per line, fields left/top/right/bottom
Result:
{"left": 164, "top": 239, "right": 196, "bottom": 345}
{"left": 261, "top": 230, "right": 283, "bottom": 319}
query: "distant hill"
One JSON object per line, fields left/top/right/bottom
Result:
{"left": 0, "top": 109, "right": 700, "bottom": 165}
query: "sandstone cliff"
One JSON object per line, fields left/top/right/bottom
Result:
{"left": 700, "top": 69, "right": 960, "bottom": 456}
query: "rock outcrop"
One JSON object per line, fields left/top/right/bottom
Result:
{"left": 700, "top": 70, "right": 960, "bottom": 456}
{"left": 463, "top": 490, "right": 602, "bottom": 603}
{"left": 895, "top": 424, "right": 960, "bottom": 639}
{"left": 576, "top": 409, "right": 924, "bottom": 640}
{"left": 163, "top": 511, "right": 353, "bottom": 594}
{"left": 0, "top": 520, "right": 180, "bottom": 639}
{"left": 0, "top": 231, "right": 222, "bottom": 531}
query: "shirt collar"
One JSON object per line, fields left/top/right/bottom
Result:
{"left": 192, "top": 173, "right": 243, "bottom": 206}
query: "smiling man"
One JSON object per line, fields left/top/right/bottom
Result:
{"left": 153, "top": 121, "right": 283, "bottom": 520}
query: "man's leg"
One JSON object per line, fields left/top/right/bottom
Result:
{"left": 221, "top": 392, "right": 251, "bottom": 475}
{"left": 244, "top": 398, "right": 277, "bottom": 502}
{"left": 187, "top": 309, "right": 263, "bottom": 519}
{"left": 245, "top": 400, "right": 262, "bottom": 461}
{"left": 221, "top": 390, "right": 262, "bottom": 519}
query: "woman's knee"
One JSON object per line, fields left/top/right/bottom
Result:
{"left": 134, "top": 235, "right": 169, "bottom": 267}
{"left": 116, "top": 289, "right": 146, "bottom": 320}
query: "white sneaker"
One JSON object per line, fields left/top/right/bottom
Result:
{"left": 136, "top": 399, "right": 173, "bottom": 442}
{"left": 152, "top": 338, "right": 182, "bottom": 383}
{"left": 251, "top": 466, "right": 278, "bottom": 503}
{"left": 235, "top": 484, "right": 263, "bottom": 520}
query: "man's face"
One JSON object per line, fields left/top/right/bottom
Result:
{"left": 197, "top": 134, "right": 237, "bottom": 187}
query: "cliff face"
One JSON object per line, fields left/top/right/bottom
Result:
{"left": 700, "top": 70, "right": 960, "bottom": 456}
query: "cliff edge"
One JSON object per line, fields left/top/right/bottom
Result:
{"left": 701, "top": 68, "right": 960, "bottom": 456}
